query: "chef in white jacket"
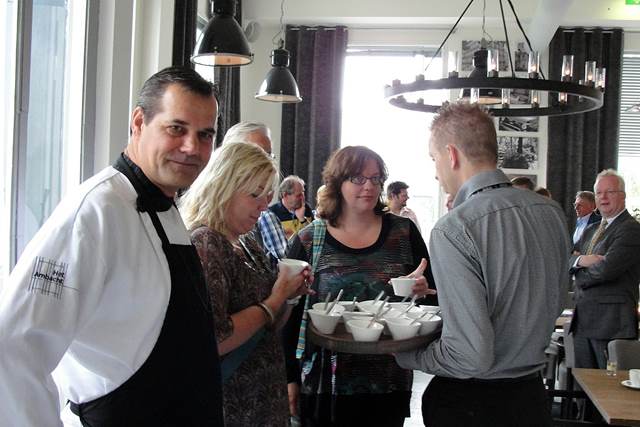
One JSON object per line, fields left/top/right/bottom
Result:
{"left": 0, "top": 67, "right": 224, "bottom": 426}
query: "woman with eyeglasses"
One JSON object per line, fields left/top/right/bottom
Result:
{"left": 284, "top": 145, "right": 437, "bottom": 427}
{"left": 180, "top": 142, "right": 313, "bottom": 427}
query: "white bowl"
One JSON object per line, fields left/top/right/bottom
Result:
{"left": 311, "top": 302, "right": 346, "bottom": 315}
{"left": 341, "top": 311, "right": 373, "bottom": 332}
{"left": 357, "top": 300, "right": 387, "bottom": 314}
{"left": 278, "top": 258, "right": 310, "bottom": 277}
{"left": 390, "top": 278, "right": 416, "bottom": 297}
{"left": 379, "top": 308, "right": 406, "bottom": 320}
{"left": 336, "top": 301, "right": 358, "bottom": 312}
{"left": 385, "top": 317, "right": 421, "bottom": 340}
{"left": 308, "top": 309, "right": 341, "bottom": 334}
{"left": 406, "top": 312, "right": 442, "bottom": 336}
{"left": 347, "top": 319, "right": 383, "bottom": 342}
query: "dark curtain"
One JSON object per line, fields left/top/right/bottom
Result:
{"left": 280, "top": 26, "right": 348, "bottom": 204}
{"left": 214, "top": 1, "right": 242, "bottom": 148}
{"left": 547, "top": 28, "right": 624, "bottom": 228}
{"left": 172, "top": 0, "right": 198, "bottom": 67}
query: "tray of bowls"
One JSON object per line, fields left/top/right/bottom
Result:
{"left": 306, "top": 298, "right": 442, "bottom": 355}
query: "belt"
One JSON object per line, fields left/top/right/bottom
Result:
{"left": 441, "top": 371, "right": 542, "bottom": 385}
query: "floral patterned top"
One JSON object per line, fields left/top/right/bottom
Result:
{"left": 191, "top": 226, "right": 289, "bottom": 427}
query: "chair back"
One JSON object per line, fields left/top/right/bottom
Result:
{"left": 607, "top": 339, "right": 640, "bottom": 370}
{"left": 562, "top": 321, "right": 575, "bottom": 368}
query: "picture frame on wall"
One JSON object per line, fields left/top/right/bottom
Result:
{"left": 498, "top": 116, "right": 539, "bottom": 132}
{"left": 497, "top": 136, "right": 539, "bottom": 170}
{"left": 461, "top": 40, "right": 508, "bottom": 71}
{"left": 510, "top": 87, "right": 531, "bottom": 104}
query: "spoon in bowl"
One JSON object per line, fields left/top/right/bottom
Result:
{"left": 325, "top": 289, "right": 344, "bottom": 314}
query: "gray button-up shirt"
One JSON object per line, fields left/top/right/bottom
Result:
{"left": 396, "top": 169, "right": 571, "bottom": 379}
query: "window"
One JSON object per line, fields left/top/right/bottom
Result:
{"left": 341, "top": 50, "right": 444, "bottom": 238}
{"left": 617, "top": 53, "right": 640, "bottom": 218}
{"left": 0, "top": 0, "right": 87, "bottom": 285}
{"left": 0, "top": 1, "right": 18, "bottom": 285}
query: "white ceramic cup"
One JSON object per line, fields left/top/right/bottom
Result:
{"left": 630, "top": 369, "right": 640, "bottom": 387}
{"left": 390, "top": 277, "right": 416, "bottom": 297}
{"left": 278, "top": 258, "right": 309, "bottom": 278}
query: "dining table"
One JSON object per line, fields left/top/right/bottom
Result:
{"left": 572, "top": 368, "right": 640, "bottom": 426}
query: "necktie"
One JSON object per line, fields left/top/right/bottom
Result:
{"left": 585, "top": 218, "right": 608, "bottom": 255}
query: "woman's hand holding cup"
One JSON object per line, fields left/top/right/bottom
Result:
{"left": 274, "top": 259, "right": 314, "bottom": 302}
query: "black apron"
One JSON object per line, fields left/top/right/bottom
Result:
{"left": 70, "top": 154, "right": 224, "bottom": 426}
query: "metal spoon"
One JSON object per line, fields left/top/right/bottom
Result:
{"left": 323, "top": 292, "right": 332, "bottom": 311}
{"left": 372, "top": 290, "right": 385, "bottom": 305}
{"left": 400, "top": 295, "right": 419, "bottom": 316}
{"left": 325, "top": 289, "right": 344, "bottom": 314}
{"left": 350, "top": 296, "right": 357, "bottom": 310}
{"left": 425, "top": 309, "right": 441, "bottom": 321}
{"left": 409, "top": 311, "right": 430, "bottom": 325}
{"left": 368, "top": 296, "right": 390, "bottom": 328}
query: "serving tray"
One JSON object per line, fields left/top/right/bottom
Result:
{"left": 308, "top": 322, "right": 441, "bottom": 355}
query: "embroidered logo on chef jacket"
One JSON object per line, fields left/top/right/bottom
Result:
{"left": 29, "top": 257, "right": 69, "bottom": 299}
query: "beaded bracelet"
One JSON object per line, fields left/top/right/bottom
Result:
{"left": 257, "top": 302, "right": 275, "bottom": 327}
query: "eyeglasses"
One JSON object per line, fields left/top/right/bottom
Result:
{"left": 348, "top": 175, "right": 383, "bottom": 186}
{"left": 595, "top": 190, "right": 624, "bottom": 198}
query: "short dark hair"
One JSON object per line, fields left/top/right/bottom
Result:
{"left": 535, "top": 187, "right": 552, "bottom": 198}
{"left": 387, "top": 181, "right": 409, "bottom": 198}
{"left": 320, "top": 146, "right": 388, "bottom": 227}
{"left": 511, "top": 176, "right": 535, "bottom": 190}
{"left": 135, "top": 67, "right": 219, "bottom": 124}
{"left": 575, "top": 190, "right": 595, "bottom": 204}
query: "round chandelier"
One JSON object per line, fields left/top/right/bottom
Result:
{"left": 384, "top": 0, "right": 605, "bottom": 117}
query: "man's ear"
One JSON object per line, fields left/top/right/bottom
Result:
{"left": 446, "top": 144, "right": 460, "bottom": 170}
{"left": 130, "top": 107, "right": 145, "bottom": 137}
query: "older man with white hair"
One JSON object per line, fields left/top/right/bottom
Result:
{"left": 569, "top": 169, "right": 640, "bottom": 369}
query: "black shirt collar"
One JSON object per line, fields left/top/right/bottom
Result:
{"left": 114, "top": 153, "right": 174, "bottom": 213}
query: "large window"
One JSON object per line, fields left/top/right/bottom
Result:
{"left": 0, "top": 0, "right": 87, "bottom": 286}
{"left": 341, "top": 50, "right": 444, "bottom": 238}
{"left": 617, "top": 53, "right": 640, "bottom": 218}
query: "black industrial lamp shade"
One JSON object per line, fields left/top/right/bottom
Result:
{"left": 192, "top": 0, "right": 253, "bottom": 67}
{"left": 255, "top": 47, "right": 302, "bottom": 103}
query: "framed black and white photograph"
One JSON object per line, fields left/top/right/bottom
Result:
{"left": 498, "top": 116, "right": 539, "bottom": 132}
{"left": 497, "top": 136, "right": 538, "bottom": 170}
{"left": 506, "top": 173, "right": 538, "bottom": 186}
{"left": 510, "top": 87, "right": 531, "bottom": 105}
{"left": 514, "top": 42, "right": 528, "bottom": 72}
{"left": 461, "top": 40, "right": 508, "bottom": 71}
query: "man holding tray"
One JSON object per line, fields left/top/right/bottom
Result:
{"left": 395, "top": 103, "right": 570, "bottom": 427}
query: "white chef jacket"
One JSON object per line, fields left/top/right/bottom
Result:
{"left": 0, "top": 166, "right": 192, "bottom": 426}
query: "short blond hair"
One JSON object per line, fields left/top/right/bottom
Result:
{"left": 430, "top": 103, "right": 497, "bottom": 165}
{"left": 595, "top": 169, "right": 625, "bottom": 192}
{"left": 180, "top": 142, "right": 278, "bottom": 235}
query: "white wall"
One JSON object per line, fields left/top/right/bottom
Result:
{"left": 239, "top": 25, "right": 284, "bottom": 158}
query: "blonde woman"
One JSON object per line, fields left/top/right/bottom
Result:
{"left": 180, "top": 142, "right": 311, "bottom": 427}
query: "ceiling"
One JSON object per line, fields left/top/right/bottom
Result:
{"left": 243, "top": 0, "right": 640, "bottom": 50}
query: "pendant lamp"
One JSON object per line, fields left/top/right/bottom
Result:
{"left": 255, "top": 0, "right": 302, "bottom": 103}
{"left": 192, "top": 0, "right": 253, "bottom": 67}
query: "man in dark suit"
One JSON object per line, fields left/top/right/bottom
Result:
{"left": 572, "top": 191, "right": 601, "bottom": 244}
{"left": 569, "top": 169, "right": 640, "bottom": 369}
